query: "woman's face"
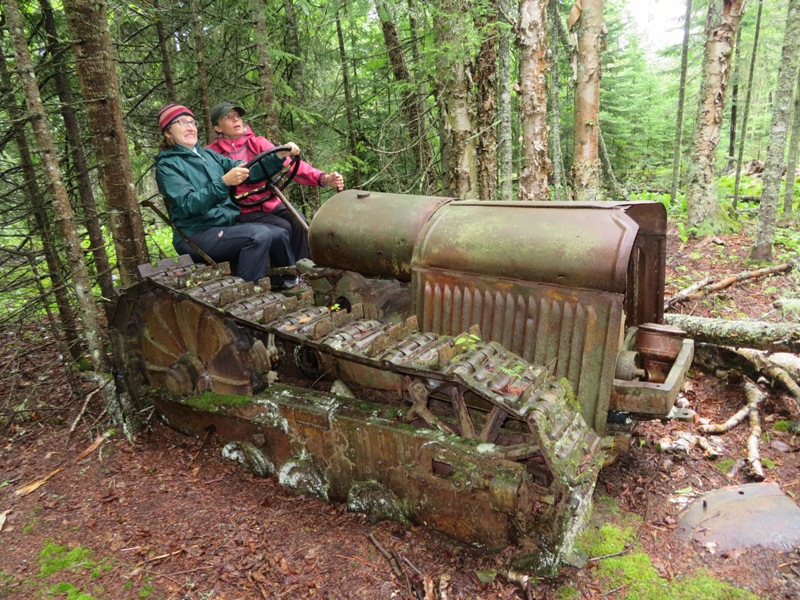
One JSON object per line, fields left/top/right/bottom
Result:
{"left": 168, "top": 116, "right": 198, "bottom": 149}
{"left": 213, "top": 110, "right": 245, "bottom": 138}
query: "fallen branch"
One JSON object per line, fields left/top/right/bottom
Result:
{"left": 745, "top": 382, "right": 766, "bottom": 481}
{"left": 665, "top": 262, "right": 793, "bottom": 310}
{"left": 698, "top": 403, "right": 751, "bottom": 434}
{"left": 664, "top": 314, "right": 800, "bottom": 354}
{"left": 734, "top": 348, "right": 800, "bottom": 416}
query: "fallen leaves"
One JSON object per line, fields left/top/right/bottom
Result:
{"left": 14, "top": 433, "right": 108, "bottom": 497}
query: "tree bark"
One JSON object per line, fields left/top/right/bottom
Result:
{"left": 664, "top": 313, "right": 800, "bottom": 354}
{"left": 685, "top": 0, "right": 746, "bottom": 232}
{"left": 3, "top": 0, "right": 108, "bottom": 369}
{"left": 733, "top": 0, "right": 764, "bottom": 210}
{"left": 475, "top": 0, "right": 499, "bottom": 201}
{"left": 189, "top": 0, "right": 213, "bottom": 144}
{"left": 435, "top": 0, "right": 477, "bottom": 199}
{"left": 376, "top": 0, "right": 436, "bottom": 193}
{"left": 782, "top": 66, "right": 800, "bottom": 216}
{"left": 62, "top": 0, "right": 149, "bottom": 287}
{"left": 670, "top": 0, "right": 693, "bottom": 206}
{"left": 498, "top": 0, "right": 513, "bottom": 202}
{"left": 751, "top": 0, "right": 800, "bottom": 261}
{"left": 571, "top": 0, "right": 604, "bottom": 202}
{"left": 40, "top": 0, "right": 115, "bottom": 314}
{"left": 252, "top": 0, "right": 281, "bottom": 138}
{"left": 336, "top": 2, "right": 361, "bottom": 188}
{"left": 518, "top": 0, "right": 550, "bottom": 201}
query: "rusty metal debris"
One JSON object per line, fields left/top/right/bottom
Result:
{"left": 112, "top": 193, "right": 693, "bottom": 573}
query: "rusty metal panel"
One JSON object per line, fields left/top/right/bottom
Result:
{"left": 309, "top": 190, "right": 453, "bottom": 280}
{"left": 411, "top": 201, "right": 640, "bottom": 294}
{"left": 414, "top": 270, "right": 623, "bottom": 434}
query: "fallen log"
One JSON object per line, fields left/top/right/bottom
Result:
{"left": 735, "top": 348, "right": 800, "bottom": 415}
{"left": 664, "top": 314, "right": 800, "bottom": 354}
{"left": 665, "top": 262, "right": 793, "bottom": 310}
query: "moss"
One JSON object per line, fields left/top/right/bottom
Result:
{"left": 48, "top": 582, "right": 98, "bottom": 600}
{"left": 715, "top": 458, "right": 736, "bottom": 474}
{"left": 579, "top": 522, "right": 636, "bottom": 557}
{"left": 595, "top": 555, "right": 757, "bottom": 599}
{"left": 773, "top": 421, "right": 790, "bottom": 432}
{"left": 39, "top": 542, "right": 94, "bottom": 578}
{"left": 555, "top": 585, "right": 581, "bottom": 600}
{"left": 181, "top": 392, "right": 254, "bottom": 411}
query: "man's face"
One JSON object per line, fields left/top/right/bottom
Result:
{"left": 214, "top": 110, "right": 245, "bottom": 138}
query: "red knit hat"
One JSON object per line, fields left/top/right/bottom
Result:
{"left": 158, "top": 104, "right": 194, "bottom": 131}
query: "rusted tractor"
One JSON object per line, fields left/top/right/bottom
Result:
{"left": 112, "top": 192, "right": 693, "bottom": 572}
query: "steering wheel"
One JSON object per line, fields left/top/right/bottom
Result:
{"left": 230, "top": 145, "right": 301, "bottom": 208}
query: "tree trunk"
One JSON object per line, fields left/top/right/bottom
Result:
{"left": 498, "top": 0, "right": 513, "bottom": 202}
{"left": 189, "top": 0, "right": 212, "bottom": 144}
{"left": 733, "top": 0, "right": 764, "bottom": 210}
{"left": 153, "top": 0, "right": 176, "bottom": 103}
{"left": 376, "top": 0, "right": 436, "bottom": 193}
{"left": 571, "top": 0, "right": 604, "bottom": 202}
{"left": 727, "top": 24, "right": 743, "bottom": 171}
{"left": 475, "top": 0, "right": 499, "bottom": 201}
{"left": 3, "top": 0, "right": 108, "bottom": 370}
{"left": 40, "top": 0, "right": 115, "bottom": 315}
{"left": 782, "top": 65, "right": 800, "bottom": 215}
{"left": 284, "top": 0, "right": 321, "bottom": 210}
{"left": 751, "top": 0, "right": 800, "bottom": 261}
{"left": 664, "top": 313, "right": 800, "bottom": 354}
{"left": 685, "top": 0, "right": 746, "bottom": 232}
{"left": 549, "top": 0, "right": 571, "bottom": 202}
{"left": 336, "top": 3, "right": 361, "bottom": 188}
{"left": 252, "top": 0, "right": 281, "bottom": 138}
{"left": 518, "top": 0, "right": 550, "bottom": 201}
{"left": 435, "top": 0, "right": 477, "bottom": 199}
{"left": 0, "top": 37, "right": 82, "bottom": 363}
{"left": 62, "top": 0, "right": 149, "bottom": 287}
{"left": 599, "top": 129, "right": 622, "bottom": 200}
{"left": 670, "top": 0, "right": 693, "bottom": 206}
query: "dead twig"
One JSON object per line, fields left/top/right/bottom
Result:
{"left": 665, "top": 262, "right": 793, "bottom": 310}
{"left": 369, "top": 532, "right": 419, "bottom": 599}
{"left": 68, "top": 381, "right": 109, "bottom": 435}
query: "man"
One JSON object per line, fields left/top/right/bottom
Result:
{"left": 206, "top": 101, "right": 344, "bottom": 263}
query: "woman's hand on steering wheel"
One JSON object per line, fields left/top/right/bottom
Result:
{"left": 230, "top": 145, "right": 301, "bottom": 207}
{"left": 276, "top": 142, "right": 301, "bottom": 159}
{"left": 222, "top": 166, "right": 250, "bottom": 186}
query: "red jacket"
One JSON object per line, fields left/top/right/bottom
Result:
{"left": 206, "top": 126, "right": 325, "bottom": 214}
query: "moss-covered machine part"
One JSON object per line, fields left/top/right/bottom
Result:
{"left": 112, "top": 192, "right": 693, "bottom": 572}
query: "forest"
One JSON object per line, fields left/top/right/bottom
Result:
{"left": 2, "top": 0, "right": 800, "bottom": 598}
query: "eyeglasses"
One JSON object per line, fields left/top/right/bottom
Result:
{"left": 173, "top": 118, "right": 198, "bottom": 128}
{"left": 221, "top": 112, "right": 242, "bottom": 122}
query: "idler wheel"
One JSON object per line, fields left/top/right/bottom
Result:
{"left": 138, "top": 294, "right": 257, "bottom": 395}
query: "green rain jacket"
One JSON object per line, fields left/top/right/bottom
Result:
{"left": 155, "top": 144, "right": 283, "bottom": 245}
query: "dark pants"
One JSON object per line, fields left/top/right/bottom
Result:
{"left": 175, "top": 223, "right": 293, "bottom": 283}
{"left": 238, "top": 204, "right": 309, "bottom": 261}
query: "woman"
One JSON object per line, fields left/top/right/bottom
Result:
{"left": 206, "top": 101, "right": 344, "bottom": 262}
{"left": 155, "top": 103, "right": 295, "bottom": 284}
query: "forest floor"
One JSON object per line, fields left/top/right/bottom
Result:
{"left": 2, "top": 220, "right": 800, "bottom": 599}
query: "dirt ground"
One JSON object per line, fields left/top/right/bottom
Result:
{"left": 2, "top": 222, "right": 800, "bottom": 599}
